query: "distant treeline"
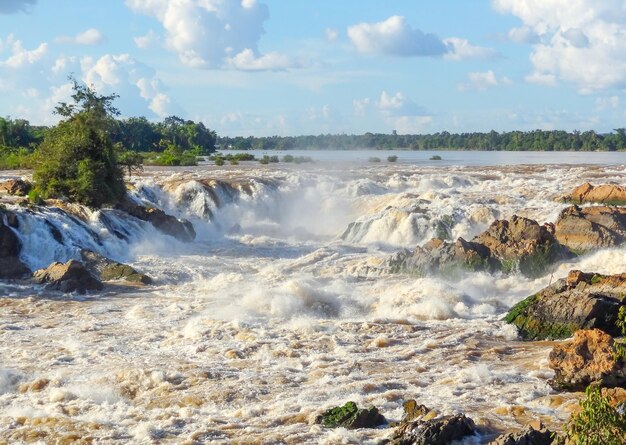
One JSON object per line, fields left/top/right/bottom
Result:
{"left": 219, "top": 129, "right": 626, "bottom": 151}
{"left": 0, "top": 115, "right": 217, "bottom": 153}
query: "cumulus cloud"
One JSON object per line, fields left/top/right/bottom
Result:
{"left": 353, "top": 97, "right": 371, "bottom": 116}
{"left": 458, "top": 70, "right": 512, "bottom": 91}
{"left": 325, "top": 28, "right": 339, "bottom": 42}
{"left": 0, "top": 34, "right": 47, "bottom": 68}
{"left": 55, "top": 28, "right": 104, "bottom": 46}
{"left": 377, "top": 91, "right": 427, "bottom": 116}
{"left": 134, "top": 30, "right": 158, "bottom": 49}
{"left": 0, "top": 0, "right": 36, "bottom": 14}
{"left": 444, "top": 38, "right": 499, "bottom": 61}
{"left": 227, "top": 48, "right": 293, "bottom": 71}
{"left": 493, "top": 0, "right": 626, "bottom": 91}
{"left": 82, "top": 53, "right": 180, "bottom": 117}
{"left": 125, "top": 0, "right": 291, "bottom": 70}
{"left": 347, "top": 16, "right": 447, "bottom": 56}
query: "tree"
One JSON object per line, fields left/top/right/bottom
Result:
{"left": 116, "top": 147, "right": 144, "bottom": 178}
{"left": 33, "top": 77, "right": 126, "bottom": 207}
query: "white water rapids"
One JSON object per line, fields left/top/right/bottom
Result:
{"left": 2, "top": 161, "right": 626, "bottom": 444}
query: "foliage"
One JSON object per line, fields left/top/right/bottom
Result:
{"left": 214, "top": 156, "right": 225, "bottom": 166}
{"left": 430, "top": 155, "right": 443, "bottom": 160}
{"left": 283, "top": 154, "right": 294, "bottom": 163}
{"left": 27, "top": 189, "right": 44, "bottom": 205}
{"left": 143, "top": 142, "right": 198, "bottom": 166}
{"left": 33, "top": 78, "right": 126, "bottom": 208}
{"left": 116, "top": 148, "right": 144, "bottom": 178}
{"left": 368, "top": 157, "right": 381, "bottom": 162}
{"left": 613, "top": 306, "right": 626, "bottom": 360}
{"left": 218, "top": 128, "right": 626, "bottom": 151}
{"left": 259, "top": 155, "right": 279, "bottom": 164}
{"left": 387, "top": 155, "right": 398, "bottom": 162}
{"left": 0, "top": 146, "right": 35, "bottom": 170}
{"left": 558, "top": 386, "right": 626, "bottom": 445}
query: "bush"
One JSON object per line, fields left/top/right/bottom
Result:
{"left": 387, "top": 155, "right": 398, "bottom": 162}
{"left": 368, "top": 157, "right": 381, "bottom": 163}
{"left": 229, "top": 159, "right": 239, "bottom": 165}
{"left": 27, "top": 189, "right": 44, "bottom": 205}
{"left": 430, "top": 155, "right": 442, "bottom": 160}
{"left": 0, "top": 147, "right": 34, "bottom": 170}
{"left": 558, "top": 386, "right": 626, "bottom": 445}
{"left": 33, "top": 79, "right": 126, "bottom": 207}
{"left": 294, "top": 156, "right": 313, "bottom": 164}
{"left": 283, "top": 154, "right": 294, "bottom": 163}
{"left": 214, "top": 157, "right": 225, "bottom": 166}
{"left": 259, "top": 156, "right": 269, "bottom": 165}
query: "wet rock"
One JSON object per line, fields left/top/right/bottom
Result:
{"left": 505, "top": 270, "right": 626, "bottom": 340}
{"left": 564, "top": 182, "right": 626, "bottom": 206}
{"left": 386, "top": 413, "right": 476, "bottom": 445}
{"left": 554, "top": 205, "right": 626, "bottom": 252}
{"left": 0, "top": 210, "right": 29, "bottom": 279}
{"left": 33, "top": 260, "right": 103, "bottom": 294}
{"left": 0, "top": 179, "right": 31, "bottom": 196}
{"left": 389, "top": 215, "right": 569, "bottom": 278}
{"left": 117, "top": 199, "right": 196, "bottom": 242}
{"left": 80, "top": 250, "right": 152, "bottom": 285}
{"left": 489, "top": 423, "right": 555, "bottom": 445}
{"left": 315, "top": 401, "right": 386, "bottom": 429}
{"left": 548, "top": 329, "right": 626, "bottom": 391}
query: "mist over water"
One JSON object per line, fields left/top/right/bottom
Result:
{"left": 3, "top": 157, "right": 626, "bottom": 443}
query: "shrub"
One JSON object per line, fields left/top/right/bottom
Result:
{"left": 229, "top": 159, "right": 239, "bottom": 165}
{"left": 283, "top": 154, "right": 294, "bottom": 163}
{"left": 214, "top": 157, "right": 225, "bottom": 166}
{"left": 430, "top": 155, "right": 442, "bottom": 160}
{"left": 368, "top": 157, "right": 381, "bottom": 163}
{"left": 27, "top": 189, "right": 44, "bottom": 205}
{"left": 387, "top": 155, "right": 398, "bottom": 162}
{"left": 259, "top": 156, "right": 269, "bottom": 165}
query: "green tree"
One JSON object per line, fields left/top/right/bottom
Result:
{"left": 33, "top": 78, "right": 126, "bottom": 207}
{"left": 116, "top": 148, "right": 144, "bottom": 178}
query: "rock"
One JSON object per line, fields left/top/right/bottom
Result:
{"left": 315, "top": 401, "right": 386, "bottom": 429}
{"left": 0, "top": 179, "right": 31, "bottom": 196}
{"left": 80, "top": 250, "right": 152, "bottom": 285}
{"left": 548, "top": 329, "right": 626, "bottom": 391}
{"left": 388, "top": 215, "right": 569, "bottom": 278}
{"left": 116, "top": 199, "right": 195, "bottom": 242}
{"left": 0, "top": 210, "right": 29, "bottom": 279}
{"left": 489, "top": 423, "right": 555, "bottom": 445}
{"left": 554, "top": 205, "right": 626, "bottom": 252}
{"left": 386, "top": 414, "right": 476, "bottom": 445}
{"left": 505, "top": 270, "right": 626, "bottom": 340}
{"left": 564, "top": 182, "right": 626, "bottom": 206}
{"left": 33, "top": 260, "right": 103, "bottom": 294}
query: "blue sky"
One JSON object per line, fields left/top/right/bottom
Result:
{"left": 0, "top": 0, "right": 625, "bottom": 136}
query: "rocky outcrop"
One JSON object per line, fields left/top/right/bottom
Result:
{"left": 33, "top": 260, "right": 103, "bottom": 294}
{"left": 563, "top": 182, "right": 626, "bottom": 206}
{"left": 554, "top": 205, "right": 626, "bottom": 252}
{"left": 116, "top": 199, "right": 196, "bottom": 242}
{"left": 80, "top": 250, "right": 152, "bottom": 285}
{"left": 0, "top": 179, "right": 31, "bottom": 196}
{"left": 0, "top": 208, "right": 29, "bottom": 279}
{"left": 548, "top": 329, "right": 626, "bottom": 391}
{"left": 489, "top": 423, "right": 554, "bottom": 445}
{"left": 389, "top": 215, "right": 570, "bottom": 278}
{"left": 386, "top": 414, "right": 476, "bottom": 445}
{"left": 315, "top": 401, "right": 386, "bottom": 429}
{"left": 505, "top": 270, "right": 626, "bottom": 340}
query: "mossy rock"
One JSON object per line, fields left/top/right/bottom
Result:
{"left": 315, "top": 401, "right": 386, "bottom": 429}
{"left": 101, "top": 264, "right": 152, "bottom": 284}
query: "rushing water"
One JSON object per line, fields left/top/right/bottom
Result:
{"left": 2, "top": 156, "right": 626, "bottom": 443}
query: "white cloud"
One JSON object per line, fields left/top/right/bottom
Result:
{"left": 391, "top": 116, "right": 433, "bottom": 134}
{"left": 134, "top": 30, "right": 158, "bottom": 49}
{"left": 347, "top": 15, "right": 447, "bottom": 56}
{"left": 353, "top": 97, "right": 371, "bottom": 116}
{"left": 377, "top": 91, "right": 426, "bottom": 116}
{"left": 444, "top": 38, "right": 499, "bottom": 61}
{"left": 0, "top": 0, "right": 36, "bottom": 14}
{"left": 227, "top": 48, "right": 294, "bottom": 71}
{"left": 56, "top": 28, "right": 104, "bottom": 46}
{"left": 126, "top": 0, "right": 288, "bottom": 70}
{"left": 82, "top": 53, "right": 179, "bottom": 118}
{"left": 325, "top": 28, "right": 339, "bottom": 42}
{"left": 507, "top": 26, "right": 540, "bottom": 43}
{"left": 0, "top": 34, "right": 47, "bottom": 68}
{"left": 596, "top": 96, "right": 620, "bottom": 111}
{"left": 458, "top": 70, "right": 512, "bottom": 91}
{"left": 494, "top": 0, "right": 626, "bottom": 91}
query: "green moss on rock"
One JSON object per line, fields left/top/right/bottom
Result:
{"left": 315, "top": 401, "right": 386, "bottom": 429}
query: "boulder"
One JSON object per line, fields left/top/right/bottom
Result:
{"left": 386, "top": 414, "right": 476, "bottom": 445}
{"left": 80, "top": 250, "right": 152, "bottom": 285}
{"left": 315, "top": 401, "right": 386, "bottom": 429}
{"left": 489, "top": 423, "right": 555, "bottom": 445}
{"left": 0, "top": 179, "right": 31, "bottom": 196}
{"left": 388, "top": 215, "right": 570, "bottom": 278}
{"left": 33, "top": 260, "right": 103, "bottom": 294}
{"left": 554, "top": 205, "right": 626, "bottom": 252}
{"left": 548, "top": 329, "right": 626, "bottom": 391}
{"left": 505, "top": 270, "right": 626, "bottom": 340}
{"left": 0, "top": 210, "right": 29, "bottom": 279}
{"left": 116, "top": 199, "right": 195, "bottom": 242}
{"left": 564, "top": 182, "right": 626, "bottom": 206}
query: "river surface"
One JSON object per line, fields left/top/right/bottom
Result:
{"left": 2, "top": 153, "right": 626, "bottom": 444}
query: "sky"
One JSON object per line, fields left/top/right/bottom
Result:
{"left": 1, "top": 0, "right": 626, "bottom": 136}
